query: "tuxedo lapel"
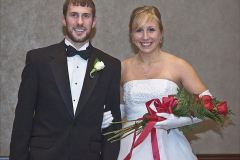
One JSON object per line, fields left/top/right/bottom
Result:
{"left": 49, "top": 42, "right": 74, "bottom": 118}
{"left": 74, "top": 45, "right": 100, "bottom": 117}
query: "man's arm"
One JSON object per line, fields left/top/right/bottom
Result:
{"left": 100, "top": 60, "right": 121, "bottom": 160}
{"left": 10, "top": 52, "right": 38, "bottom": 160}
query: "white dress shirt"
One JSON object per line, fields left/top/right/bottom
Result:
{"left": 65, "top": 39, "right": 89, "bottom": 115}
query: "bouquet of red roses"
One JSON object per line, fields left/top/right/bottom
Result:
{"left": 104, "top": 88, "right": 231, "bottom": 143}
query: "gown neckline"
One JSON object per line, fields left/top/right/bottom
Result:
{"left": 123, "top": 79, "right": 179, "bottom": 88}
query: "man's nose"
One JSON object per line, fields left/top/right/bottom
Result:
{"left": 77, "top": 16, "right": 83, "bottom": 25}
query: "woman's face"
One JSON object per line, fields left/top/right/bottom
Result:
{"left": 131, "top": 19, "right": 162, "bottom": 54}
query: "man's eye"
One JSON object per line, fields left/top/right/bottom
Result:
{"left": 70, "top": 13, "right": 78, "bottom": 18}
{"left": 83, "top": 13, "right": 91, "bottom": 18}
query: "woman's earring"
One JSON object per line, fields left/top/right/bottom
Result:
{"left": 160, "top": 37, "right": 163, "bottom": 43}
{"left": 160, "top": 37, "right": 164, "bottom": 47}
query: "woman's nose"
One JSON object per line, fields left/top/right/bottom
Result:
{"left": 142, "top": 30, "right": 149, "bottom": 39}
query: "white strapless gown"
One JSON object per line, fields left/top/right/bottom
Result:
{"left": 117, "top": 79, "right": 197, "bottom": 160}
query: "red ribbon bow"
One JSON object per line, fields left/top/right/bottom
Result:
{"left": 124, "top": 96, "right": 177, "bottom": 160}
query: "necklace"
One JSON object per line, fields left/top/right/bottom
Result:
{"left": 136, "top": 51, "right": 162, "bottom": 77}
{"left": 141, "top": 64, "right": 151, "bottom": 77}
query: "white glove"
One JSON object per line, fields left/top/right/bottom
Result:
{"left": 101, "top": 111, "right": 114, "bottom": 129}
{"left": 199, "top": 90, "right": 212, "bottom": 98}
{"left": 154, "top": 89, "right": 212, "bottom": 130}
{"left": 154, "top": 113, "right": 202, "bottom": 130}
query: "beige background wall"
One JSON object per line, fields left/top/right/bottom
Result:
{"left": 0, "top": 0, "right": 239, "bottom": 156}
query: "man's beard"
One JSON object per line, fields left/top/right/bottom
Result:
{"left": 65, "top": 25, "right": 93, "bottom": 43}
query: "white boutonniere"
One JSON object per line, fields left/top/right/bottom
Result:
{"left": 90, "top": 58, "right": 105, "bottom": 78}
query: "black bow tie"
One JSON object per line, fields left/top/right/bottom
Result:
{"left": 65, "top": 45, "right": 90, "bottom": 60}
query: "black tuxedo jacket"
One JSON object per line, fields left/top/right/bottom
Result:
{"left": 10, "top": 41, "right": 121, "bottom": 160}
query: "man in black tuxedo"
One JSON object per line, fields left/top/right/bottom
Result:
{"left": 10, "top": 0, "right": 121, "bottom": 160}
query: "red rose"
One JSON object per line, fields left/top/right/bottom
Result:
{"left": 217, "top": 101, "right": 228, "bottom": 115}
{"left": 201, "top": 95, "right": 214, "bottom": 112}
{"left": 159, "top": 96, "right": 177, "bottom": 113}
{"left": 165, "top": 95, "right": 178, "bottom": 108}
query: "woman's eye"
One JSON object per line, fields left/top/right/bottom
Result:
{"left": 135, "top": 28, "right": 143, "bottom": 32}
{"left": 148, "top": 28, "right": 156, "bottom": 32}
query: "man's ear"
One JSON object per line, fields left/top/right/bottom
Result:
{"left": 92, "top": 17, "right": 96, "bottom": 28}
{"left": 62, "top": 16, "right": 66, "bottom": 26}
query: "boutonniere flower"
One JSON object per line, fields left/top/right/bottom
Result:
{"left": 90, "top": 58, "right": 105, "bottom": 78}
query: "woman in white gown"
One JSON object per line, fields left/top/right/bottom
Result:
{"left": 117, "top": 6, "right": 212, "bottom": 160}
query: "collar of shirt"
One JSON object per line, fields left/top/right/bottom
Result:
{"left": 64, "top": 38, "right": 89, "bottom": 51}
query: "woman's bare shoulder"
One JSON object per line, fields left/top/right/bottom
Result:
{"left": 121, "top": 54, "right": 136, "bottom": 66}
{"left": 162, "top": 51, "right": 191, "bottom": 67}
{"left": 121, "top": 54, "right": 136, "bottom": 85}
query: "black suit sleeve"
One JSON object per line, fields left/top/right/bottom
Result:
{"left": 101, "top": 60, "right": 121, "bottom": 160}
{"left": 10, "top": 52, "right": 38, "bottom": 160}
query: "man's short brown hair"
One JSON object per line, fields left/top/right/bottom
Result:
{"left": 63, "top": 0, "right": 96, "bottom": 18}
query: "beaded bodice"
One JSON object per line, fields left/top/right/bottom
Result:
{"left": 123, "top": 79, "right": 178, "bottom": 120}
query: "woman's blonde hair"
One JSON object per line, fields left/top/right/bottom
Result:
{"left": 129, "top": 6, "right": 163, "bottom": 33}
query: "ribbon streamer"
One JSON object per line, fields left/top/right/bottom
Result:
{"left": 124, "top": 98, "right": 174, "bottom": 160}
